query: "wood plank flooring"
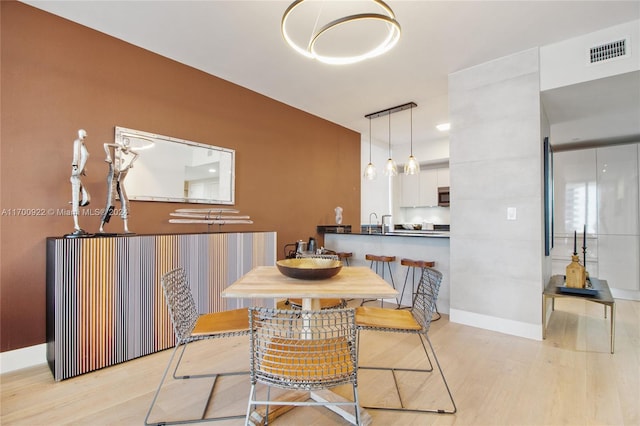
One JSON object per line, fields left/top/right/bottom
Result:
{"left": 1, "top": 298, "right": 638, "bottom": 425}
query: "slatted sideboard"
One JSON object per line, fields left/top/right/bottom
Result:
{"left": 46, "top": 232, "right": 276, "bottom": 380}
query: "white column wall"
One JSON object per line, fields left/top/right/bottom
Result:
{"left": 448, "top": 48, "right": 545, "bottom": 340}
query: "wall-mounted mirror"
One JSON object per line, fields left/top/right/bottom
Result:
{"left": 114, "top": 126, "right": 235, "bottom": 205}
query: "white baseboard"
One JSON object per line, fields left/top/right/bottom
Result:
{"left": 610, "top": 288, "right": 640, "bottom": 301}
{"left": 450, "top": 308, "right": 542, "bottom": 341}
{"left": 0, "top": 344, "right": 47, "bottom": 374}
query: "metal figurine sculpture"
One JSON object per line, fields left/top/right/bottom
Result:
{"left": 68, "top": 129, "right": 91, "bottom": 237}
{"left": 99, "top": 136, "right": 139, "bottom": 234}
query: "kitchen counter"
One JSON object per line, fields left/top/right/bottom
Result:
{"left": 319, "top": 225, "right": 449, "bottom": 238}
{"left": 323, "top": 232, "right": 450, "bottom": 312}
{"left": 350, "top": 230, "right": 450, "bottom": 238}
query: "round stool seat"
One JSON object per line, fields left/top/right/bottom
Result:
{"left": 365, "top": 254, "right": 396, "bottom": 263}
{"left": 399, "top": 259, "right": 435, "bottom": 309}
{"left": 337, "top": 252, "right": 353, "bottom": 266}
{"left": 400, "top": 259, "right": 435, "bottom": 268}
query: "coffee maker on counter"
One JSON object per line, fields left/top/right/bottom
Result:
{"left": 283, "top": 237, "right": 317, "bottom": 258}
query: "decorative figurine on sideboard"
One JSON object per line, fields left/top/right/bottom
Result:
{"left": 98, "top": 135, "right": 139, "bottom": 234}
{"left": 565, "top": 227, "right": 587, "bottom": 288}
{"left": 334, "top": 206, "right": 343, "bottom": 225}
{"left": 66, "top": 129, "right": 92, "bottom": 238}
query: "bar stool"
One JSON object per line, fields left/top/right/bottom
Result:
{"left": 399, "top": 259, "right": 435, "bottom": 309}
{"left": 337, "top": 252, "right": 353, "bottom": 266}
{"left": 363, "top": 254, "right": 397, "bottom": 307}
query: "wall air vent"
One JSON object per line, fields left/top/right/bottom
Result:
{"left": 589, "top": 38, "right": 628, "bottom": 64}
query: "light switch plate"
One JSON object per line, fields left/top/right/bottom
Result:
{"left": 507, "top": 207, "right": 517, "bottom": 220}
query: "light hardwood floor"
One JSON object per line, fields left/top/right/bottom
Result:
{"left": 1, "top": 298, "right": 638, "bottom": 425}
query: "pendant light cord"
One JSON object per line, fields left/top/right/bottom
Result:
{"left": 369, "top": 118, "right": 372, "bottom": 162}
{"left": 388, "top": 112, "right": 391, "bottom": 157}
{"left": 410, "top": 104, "right": 413, "bottom": 155}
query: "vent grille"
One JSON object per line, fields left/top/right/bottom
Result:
{"left": 590, "top": 39, "right": 627, "bottom": 63}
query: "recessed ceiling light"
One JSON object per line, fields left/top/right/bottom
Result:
{"left": 436, "top": 123, "right": 450, "bottom": 132}
{"left": 209, "top": 168, "right": 217, "bottom": 173}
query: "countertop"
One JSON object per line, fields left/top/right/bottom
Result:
{"left": 328, "top": 230, "right": 450, "bottom": 238}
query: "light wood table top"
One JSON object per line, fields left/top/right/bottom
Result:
{"left": 222, "top": 266, "right": 398, "bottom": 310}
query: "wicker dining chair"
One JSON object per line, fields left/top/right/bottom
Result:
{"left": 355, "top": 267, "right": 457, "bottom": 414}
{"left": 245, "top": 306, "right": 361, "bottom": 425}
{"left": 144, "top": 267, "right": 251, "bottom": 426}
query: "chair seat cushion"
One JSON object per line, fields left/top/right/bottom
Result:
{"left": 259, "top": 337, "right": 353, "bottom": 382}
{"left": 355, "top": 306, "right": 422, "bottom": 330}
{"left": 191, "top": 307, "right": 249, "bottom": 336}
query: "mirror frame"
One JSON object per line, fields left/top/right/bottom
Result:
{"left": 114, "top": 126, "right": 235, "bottom": 205}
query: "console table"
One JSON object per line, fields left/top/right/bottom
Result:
{"left": 542, "top": 275, "right": 615, "bottom": 354}
{"left": 46, "top": 231, "right": 276, "bottom": 380}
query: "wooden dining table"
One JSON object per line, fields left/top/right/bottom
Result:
{"left": 221, "top": 265, "right": 399, "bottom": 309}
{"left": 221, "top": 265, "right": 398, "bottom": 426}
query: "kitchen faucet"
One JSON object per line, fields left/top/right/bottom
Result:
{"left": 368, "top": 212, "right": 378, "bottom": 234}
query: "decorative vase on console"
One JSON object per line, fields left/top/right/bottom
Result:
{"left": 565, "top": 254, "right": 586, "bottom": 288}
{"left": 565, "top": 229, "right": 586, "bottom": 288}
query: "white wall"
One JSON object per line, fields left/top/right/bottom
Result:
{"left": 448, "top": 47, "right": 545, "bottom": 340}
{"left": 360, "top": 138, "right": 393, "bottom": 226}
{"left": 540, "top": 20, "right": 640, "bottom": 91}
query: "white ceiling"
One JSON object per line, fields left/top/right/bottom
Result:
{"left": 23, "top": 0, "right": 640, "bottom": 148}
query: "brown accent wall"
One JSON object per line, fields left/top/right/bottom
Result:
{"left": 0, "top": 2, "right": 361, "bottom": 351}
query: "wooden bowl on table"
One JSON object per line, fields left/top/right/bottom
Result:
{"left": 276, "top": 258, "right": 343, "bottom": 280}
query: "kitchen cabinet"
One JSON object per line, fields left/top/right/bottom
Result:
{"left": 552, "top": 143, "right": 640, "bottom": 296}
{"left": 419, "top": 169, "right": 438, "bottom": 206}
{"left": 399, "top": 167, "right": 448, "bottom": 208}
{"left": 552, "top": 148, "right": 597, "bottom": 235}
{"left": 597, "top": 234, "right": 640, "bottom": 291}
{"left": 400, "top": 173, "right": 420, "bottom": 207}
{"left": 597, "top": 143, "right": 639, "bottom": 235}
{"left": 437, "top": 168, "right": 450, "bottom": 187}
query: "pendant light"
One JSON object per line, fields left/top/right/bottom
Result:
{"left": 363, "top": 118, "right": 377, "bottom": 180}
{"left": 404, "top": 104, "right": 420, "bottom": 175}
{"left": 384, "top": 111, "right": 398, "bottom": 176}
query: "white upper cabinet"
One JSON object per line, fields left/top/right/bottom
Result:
{"left": 399, "top": 167, "right": 448, "bottom": 207}
{"left": 399, "top": 173, "right": 420, "bottom": 207}
{"left": 553, "top": 149, "right": 597, "bottom": 235}
{"left": 419, "top": 169, "right": 438, "bottom": 207}
{"left": 597, "top": 143, "right": 639, "bottom": 235}
{"left": 437, "top": 168, "right": 450, "bottom": 187}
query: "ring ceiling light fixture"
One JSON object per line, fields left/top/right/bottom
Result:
{"left": 281, "top": 0, "right": 401, "bottom": 65}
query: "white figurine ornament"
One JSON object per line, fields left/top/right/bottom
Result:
{"left": 68, "top": 129, "right": 91, "bottom": 236}
{"left": 335, "top": 206, "right": 343, "bottom": 225}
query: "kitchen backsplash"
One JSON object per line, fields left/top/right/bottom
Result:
{"left": 398, "top": 206, "right": 450, "bottom": 226}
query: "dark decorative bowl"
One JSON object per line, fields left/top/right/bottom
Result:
{"left": 276, "top": 258, "right": 343, "bottom": 280}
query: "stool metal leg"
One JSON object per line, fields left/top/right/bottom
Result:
{"left": 399, "top": 267, "right": 416, "bottom": 310}
{"left": 384, "top": 261, "right": 399, "bottom": 308}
